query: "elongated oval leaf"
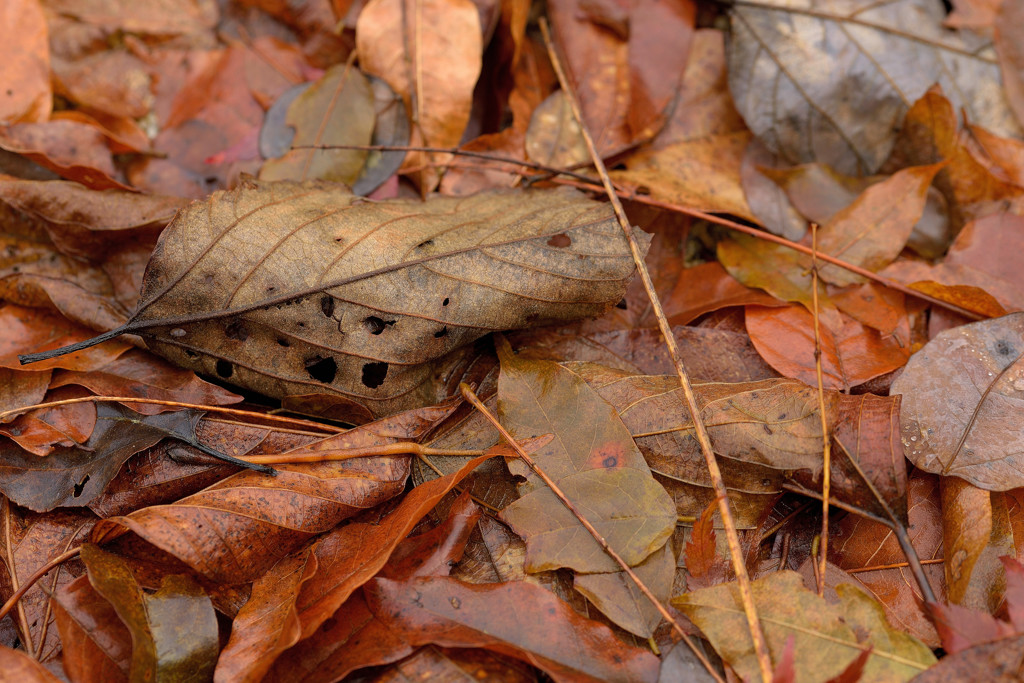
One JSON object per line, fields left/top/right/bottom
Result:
{"left": 24, "top": 181, "right": 646, "bottom": 420}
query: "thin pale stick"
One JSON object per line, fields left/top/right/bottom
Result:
{"left": 0, "top": 548, "right": 81, "bottom": 624}
{"left": 459, "top": 383, "right": 724, "bottom": 683}
{"left": 0, "top": 396, "right": 346, "bottom": 433}
{"left": 846, "top": 558, "right": 945, "bottom": 574}
{"left": 810, "top": 222, "right": 832, "bottom": 597}
{"left": 538, "top": 18, "right": 773, "bottom": 682}
{"left": 2, "top": 497, "right": 33, "bottom": 652}
{"left": 238, "top": 444, "right": 483, "bottom": 465}
{"left": 291, "top": 140, "right": 983, "bottom": 321}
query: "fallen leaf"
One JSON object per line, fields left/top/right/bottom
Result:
{"left": 727, "top": 0, "right": 1020, "bottom": 174}
{"left": 88, "top": 401, "right": 456, "bottom": 582}
{"left": 356, "top": 0, "right": 482, "bottom": 190}
{"left": 372, "top": 646, "right": 538, "bottom": 683}
{"left": 30, "top": 182, "right": 645, "bottom": 421}
{"left": 0, "top": 645, "right": 62, "bottom": 682}
{"left": 52, "top": 574, "right": 132, "bottom": 682}
{"left": 815, "top": 163, "right": 945, "bottom": 286}
{"left": 0, "top": 0, "right": 51, "bottom": 123}
{"left": 674, "top": 571, "right": 936, "bottom": 683}
{"left": 831, "top": 472, "right": 946, "bottom": 648}
{"left": 685, "top": 500, "right": 719, "bottom": 580}
{"left": 367, "top": 576, "right": 661, "bottom": 683}
{"left": 258, "top": 63, "right": 376, "bottom": 185}
{"left": 994, "top": 0, "right": 1024, "bottom": 130}
{"left": 525, "top": 90, "right": 588, "bottom": 169}
{"left": 495, "top": 339, "right": 676, "bottom": 574}
{"left": 910, "top": 633, "right": 1024, "bottom": 682}
{"left": 574, "top": 540, "right": 676, "bottom": 638}
{"left": 0, "top": 119, "right": 130, "bottom": 190}
{"left": 80, "top": 543, "right": 218, "bottom": 683}
{"left": 746, "top": 304, "right": 910, "bottom": 391}
{"left": 891, "top": 312, "right": 1024, "bottom": 490}
{"left": 941, "top": 477, "right": 1014, "bottom": 611}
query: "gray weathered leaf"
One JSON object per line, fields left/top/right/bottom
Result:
{"left": 728, "top": 0, "right": 1021, "bottom": 174}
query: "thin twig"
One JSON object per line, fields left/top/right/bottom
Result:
{"left": 294, "top": 140, "right": 984, "bottom": 321}
{"left": 2, "top": 497, "right": 33, "bottom": 653}
{"left": 238, "top": 444, "right": 483, "bottom": 465}
{"left": 459, "top": 383, "right": 724, "bottom": 683}
{"left": 809, "top": 222, "right": 832, "bottom": 597}
{"left": 0, "top": 548, "right": 82, "bottom": 624}
{"left": 0, "top": 396, "right": 346, "bottom": 433}
{"left": 846, "top": 558, "right": 944, "bottom": 574}
{"left": 291, "top": 143, "right": 602, "bottom": 185}
{"left": 538, "top": 18, "right": 773, "bottom": 683}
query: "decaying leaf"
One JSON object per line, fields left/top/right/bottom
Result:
{"left": 79, "top": 544, "right": 219, "bottom": 683}
{"left": 24, "top": 181, "right": 646, "bottom": 421}
{"left": 728, "top": 0, "right": 1021, "bottom": 175}
{"left": 495, "top": 340, "right": 676, "bottom": 574}
{"left": 891, "top": 312, "right": 1024, "bottom": 490}
{"left": 675, "top": 571, "right": 936, "bottom": 683}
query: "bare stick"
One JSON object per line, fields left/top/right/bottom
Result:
{"left": 809, "top": 222, "right": 832, "bottom": 597}
{"left": 459, "top": 383, "right": 724, "bottom": 683}
{"left": 0, "top": 396, "right": 345, "bottom": 433}
{"left": 538, "top": 19, "right": 772, "bottom": 682}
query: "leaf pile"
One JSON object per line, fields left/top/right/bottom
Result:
{"left": 5, "top": 0, "right": 1024, "bottom": 682}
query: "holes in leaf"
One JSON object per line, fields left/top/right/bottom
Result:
{"left": 225, "top": 320, "right": 248, "bottom": 341}
{"left": 74, "top": 475, "right": 89, "bottom": 498}
{"left": 277, "top": 338, "right": 290, "bottom": 347}
{"left": 216, "top": 360, "right": 233, "bottom": 378}
{"left": 442, "top": 297, "right": 450, "bottom": 306}
{"left": 184, "top": 349, "right": 199, "bottom": 359}
{"left": 361, "top": 362, "right": 388, "bottom": 388}
{"left": 434, "top": 326, "right": 448, "bottom": 338}
{"left": 320, "top": 295, "right": 335, "bottom": 317}
{"left": 305, "top": 356, "right": 337, "bottom": 384}
{"left": 364, "top": 316, "right": 395, "bottom": 335}
{"left": 547, "top": 233, "right": 571, "bottom": 247}
{"left": 615, "top": 298, "right": 628, "bottom": 310}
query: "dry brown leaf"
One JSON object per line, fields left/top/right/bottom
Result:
{"left": 356, "top": 0, "right": 482, "bottom": 191}
{"left": 27, "top": 181, "right": 645, "bottom": 421}
{"left": 891, "top": 312, "right": 1024, "bottom": 490}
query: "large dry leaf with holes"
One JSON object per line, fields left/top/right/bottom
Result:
{"left": 25, "top": 180, "right": 644, "bottom": 421}
{"left": 728, "top": 0, "right": 1021, "bottom": 175}
{"left": 891, "top": 312, "right": 1024, "bottom": 490}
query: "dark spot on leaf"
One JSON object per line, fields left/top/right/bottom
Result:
{"left": 321, "top": 295, "right": 335, "bottom": 317}
{"left": 763, "top": 424, "right": 773, "bottom": 435}
{"left": 364, "top": 316, "right": 395, "bottom": 335}
{"left": 777, "top": 412, "right": 786, "bottom": 419}
{"left": 361, "top": 362, "right": 388, "bottom": 388}
{"left": 602, "top": 456, "right": 617, "bottom": 468}
{"left": 216, "top": 360, "right": 233, "bottom": 378}
{"left": 184, "top": 349, "right": 198, "bottom": 359}
{"left": 305, "top": 356, "right": 337, "bottom": 384}
{"left": 296, "top": 321, "right": 305, "bottom": 328}
{"left": 277, "top": 338, "right": 290, "bottom": 347}
{"left": 418, "top": 239, "right": 434, "bottom": 249}
{"left": 434, "top": 326, "right": 448, "bottom": 338}
{"left": 442, "top": 297, "right": 450, "bottom": 306}
{"left": 615, "top": 298, "right": 628, "bottom": 310}
{"left": 225, "top": 320, "right": 248, "bottom": 341}
{"left": 74, "top": 475, "right": 90, "bottom": 498}
{"left": 547, "top": 233, "right": 571, "bottom": 247}
{"left": 996, "top": 340, "right": 1015, "bottom": 356}
{"left": 266, "top": 285, "right": 275, "bottom": 293}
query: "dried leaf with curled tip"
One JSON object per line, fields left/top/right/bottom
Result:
{"left": 22, "top": 181, "right": 646, "bottom": 421}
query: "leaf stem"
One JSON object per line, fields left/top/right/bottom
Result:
{"left": 539, "top": 18, "right": 769, "bottom": 682}
{"left": 459, "top": 383, "right": 724, "bottom": 683}
{"left": 236, "top": 444, "right": 483, "bottom": 465}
